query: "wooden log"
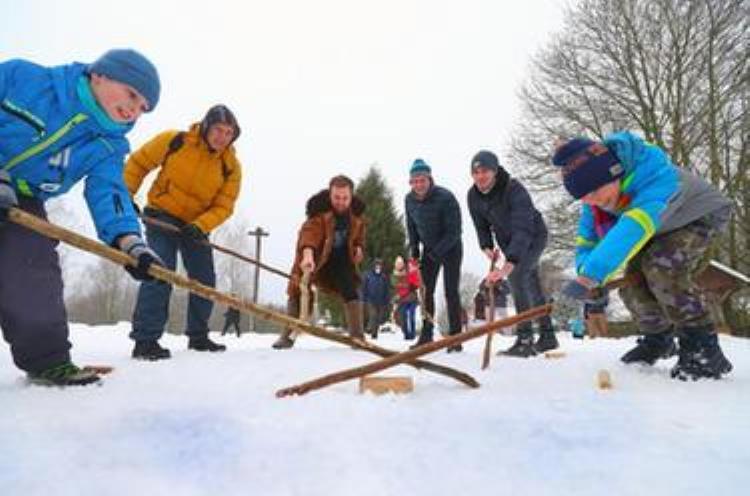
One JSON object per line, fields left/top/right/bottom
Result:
{"left": 7, "top": 207, "right": 479, "bottom": 389}
{"left": 276, "top": 304, "right": 552, "bottom": 397}
{"left": 543, "top": 351, "right": 566, "bottom": 359}
{"left": 359, "top": 376, "right": 414, "bottom": 395}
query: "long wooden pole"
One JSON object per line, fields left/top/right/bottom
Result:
{"left": 276, "top": 304, "right": 552, "bottom": 397}
{"left": 480, "top": 256, "right": 498, "bottom": 370}
{"left": 8, "top": 207, "right": 478, "bottom": 389}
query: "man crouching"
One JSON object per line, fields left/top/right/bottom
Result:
{"left": 273, "top": 175, "right": 366, "bottom": 349}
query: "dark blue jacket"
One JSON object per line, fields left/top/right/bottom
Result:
{"left": 405, "top": 183, "right": 462, "bottom": 261}
{"left": 362, "top": 269, "right": 390, "bottom": 305}
{"left": 467, "top": 175, "right": 546, "bottom": 265}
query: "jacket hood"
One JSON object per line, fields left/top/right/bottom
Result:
{"left": 305, "top": 189, "right": 366, "bottom": 218}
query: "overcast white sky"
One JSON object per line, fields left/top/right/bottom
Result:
{"left": 2, "top": 0, "right": 567, "bottom": 305}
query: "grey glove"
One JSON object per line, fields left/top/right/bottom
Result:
{"left": 551, "top": 279, "right": 603, "bottom": 323}
{"left": 0, "top": 170, "right": 19, "bottom": 225}
{"left": 120, "top": 236, "right": 165, "bottom": 281}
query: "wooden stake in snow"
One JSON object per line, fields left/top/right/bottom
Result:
{"left": 481, "top": 255, "right": 498, "bottom": 370}
{"left": 7, "top": 207, "right": 479, "bottom": 389}
{"left": 597, "top": 370, "right": 613, "bottom": 390}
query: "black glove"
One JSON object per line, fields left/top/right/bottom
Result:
{"left": 0, "top": 170, "right": 19, "bottom": 225}
{"left": 180, "top": 223, "right": 206, "bottom": 242}
{"left": 120, "top": 236, "right": 165, "bottom": 281}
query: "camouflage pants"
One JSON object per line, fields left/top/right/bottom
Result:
{"left": 619, "top": 212, "right": 727, "bottom": 334}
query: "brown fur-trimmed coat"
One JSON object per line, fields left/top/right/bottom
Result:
{"left": 286, "top": 189, "right": 366, "bottom": 298}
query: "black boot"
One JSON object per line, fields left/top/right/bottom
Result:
{"left": 620, "top": 330, "right": 676, "bottom": 365}
{"left": 534, "top": 329, "right": 559, "bottom": 353}
{"left": 410, "top": 322, "right": 434, "bottom": 349}
{"left": 132, "top": 340, "right": 171, "bottom": 361}
{"left": 671, "top": 330, "right": 732, "bottom": 381}
{"left": 272, "top": 329, "right": 295, "bottom": 349}
{"left": 188, "top": 336, "right": 227, "bottom": 352}
{"left": 499, "top": 331, "right": 536, "bottom": 358}
{"left": 28, "top": 362, "right": 101, "bottom": 387}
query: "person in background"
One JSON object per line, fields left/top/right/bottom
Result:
{"left": 362, "top": 258, "right": 390, "bottom": 339}
{"left": 391, "top": 255, "right": 419, "bottom": 340}
{"left": 222, "top": 297, "right": 242, "bottom": 338}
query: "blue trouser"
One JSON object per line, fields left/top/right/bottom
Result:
{"left": 400, "top": 302, "right": 417, "bottom": 339}
{"left": 506, "top": 229, "right": 552, "bottom": 334}
{"left": 0, "top": 197, "right": 71, "bottom": 373}
{"left": 130, "top": 210, "right": 216, "bottom": 342}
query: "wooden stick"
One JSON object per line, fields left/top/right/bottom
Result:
{"left": 276, "top": 304, "right": 552, "bottom": 397}
{"left": 290, "top": 271, "right": 312, "bottom": 341}
{"left": 481, "top": 256, "right": 498, "bottom": 370}
{"left": 8, "top": 207, "right": 477, "bottom": 389}
{"left": 141, "top": 214, "right": 292, "bottom": 280}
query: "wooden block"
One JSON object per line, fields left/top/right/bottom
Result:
{"left": 359, "top": 376, "right": 414, "bottom": 395}
{"left": 543, "top": 351, "right": 566, "bottom": 359}
{"left": 597, "top": 369, "right": 613, "bottom": 390}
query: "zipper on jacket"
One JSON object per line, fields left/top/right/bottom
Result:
{"left": 2, "top": 113, "right": 88, "bottom": 172}
{"left": 1, "top": 99, "right": 46, "bottom": 138}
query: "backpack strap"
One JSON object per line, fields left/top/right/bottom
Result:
{"left": 161, "top": 131, "right": 185, "bottom": 166}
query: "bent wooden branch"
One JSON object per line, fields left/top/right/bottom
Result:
{"left": 8, "top": 207, "right": 478, "bottom": 389}
{"left": 276, "top": 304, "right": 552, "bottom": 397}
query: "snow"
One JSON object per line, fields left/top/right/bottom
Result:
{"left": 2, "top": 324, "right": 749, "bottom": 496}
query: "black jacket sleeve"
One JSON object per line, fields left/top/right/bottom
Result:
{"left": 505, "top": 182, "right": 537, "bottom": 264}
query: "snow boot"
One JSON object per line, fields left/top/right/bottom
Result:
{"left": 132, "top": 340, "right": 171, "bottom": 361}
{"left": 272, "top": 329, "right": 295, "bottom": 349}
{"left": 28, "top": 362, "right": 101, "bottom": 387}
{"left": 410, "top": 322, "right": 434, "bottom": 349}
{"left": 188, "top": 336, "right": 227, "bottom": 352}
{"left": 620, "top": 330, "right": 677, "bottom": 365}
{"left": 345, "top": 301, "right": 365, "bottom": 340}
{"left": 534, "top": 328, "right": 559, "bottom": 353}
{"left": 499, "top": 331, "right": 537, "bottom": 358}
{"left": 671, "top": 330, "right": 733, "bottom": 381}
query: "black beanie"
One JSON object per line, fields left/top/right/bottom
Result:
{"left": 471, "top": 150, "right": 500, "bottom": 173}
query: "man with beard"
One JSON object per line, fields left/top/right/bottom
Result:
{"left": 272, "top": 175, "right": 366, "bottom": 349}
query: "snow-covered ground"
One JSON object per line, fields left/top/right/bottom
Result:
{"left": 2, "top": 323, "right": 749, "bottom": 496}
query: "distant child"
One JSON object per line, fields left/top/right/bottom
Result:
{"left": 391, "top": 256, "right": 419, "bottom": 340}
{"left": 0, "top": 49, "right": 164, "bottom": 386}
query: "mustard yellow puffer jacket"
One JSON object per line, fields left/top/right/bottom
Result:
{"left": 124, "top": 124, "right": 242, "bottom": 233}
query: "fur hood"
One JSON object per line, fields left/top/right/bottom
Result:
{"left": 305, "top": 189, "right": 366, "bottom": 218}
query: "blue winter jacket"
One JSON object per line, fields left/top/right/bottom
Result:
{"left": 575, "top": 131, "right": 728, "bottom": 283}
{"left": 362, "top": 269, "right": 390, "bottom": 305}
{"left": 0, "top": 59, "right": 141, "bottom": 244}
{"left": 405, "top": 183, "right": 462, "bottom": 262}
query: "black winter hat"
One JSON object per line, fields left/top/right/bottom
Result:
{"left": 471, "top": 150, "right": 500, "bottom": 173}
{"left": 552, "top": 138, "right": 624, "bottom": 199}
{"left": 200, "top": 104, "right": 241, "bottom": 143}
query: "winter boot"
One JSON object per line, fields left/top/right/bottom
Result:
{"left": 132, "top": 340, "right": 171, "bottom": 361}
{"left": 671, "top": 330, "right": 733, "bottom": 381}
{"left": 620, "top": 330, "right": 677, "bottom": 365}
{"left": 499, "top": 330, "right": 537, "bottom": 358}
{"left": 534, "top": 328, "right": 559, "bottom": 353}
{"left": 272, "top": 329, "right": 295, "bottom": 349}
{"left": 188, "top": 336, "right": 227, "bottom": 352}
{"left": 28, "top": 362, "right": 101, "bottom": 387}
{"left": 345, "top": 300, "right": 365, "bottom": 340}
{"left": 410, "top": 321, "right": 434, "bottom": 349}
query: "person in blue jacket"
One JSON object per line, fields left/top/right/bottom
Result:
{"left": 0, "top": 49, "right": 164, "bottom": 386}
{"left": 361, "top": 258, "right": 390, "bottom": 339}
{"left": 405, "top": 159, "right": 464, "bottom": 352}
{"left": 552, "top": 132, "right": 733, "bottom": 381}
